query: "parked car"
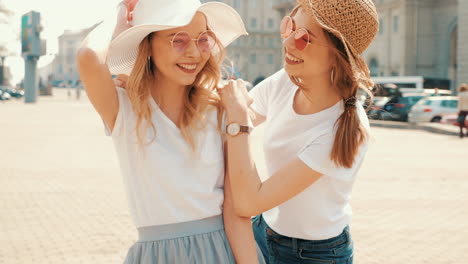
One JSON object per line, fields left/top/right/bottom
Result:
{"left": 368, "top": 96, "right": 390, "bottom": 119}
{"left": 423, "top": 89, "right": 452, "bottom": 96}
{"left": 379, "top": 93, "right": 426, "bottom": 121}
{"left": 408, "top": 96, "right": 459, "bottom": 123}
{"left": 0, "top": 85, "right": 24, "bottom": 99}
{"left": 0, "top": 89, "right": 11, "bottom": 101}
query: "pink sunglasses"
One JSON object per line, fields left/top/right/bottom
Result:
{"left": 280, "top": 16, "right": 329, "bottom": 50}
{"left": 169, "top": 30, "right": 217, "bottom": 53}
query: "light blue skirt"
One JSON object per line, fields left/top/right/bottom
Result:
{"left": 123, "top": 215, "right": 265, "bottom": 264}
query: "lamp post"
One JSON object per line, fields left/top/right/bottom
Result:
{"left": 21, "top": 11, "right": 45, "bottom": 103}
{"left": 0, "top": 55, "right": 5, "bottom": 86}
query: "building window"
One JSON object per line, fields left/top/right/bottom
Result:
{"left": 66, "top": 48, "right": 74, "bottom": 64}
{"left": 267, "top": 54, "right": 274, "bottom": 64}
{"left": 369, "top": 58, "right": 378, "bottom": 77}
{"left": 251, "top": 37, "right": 257, "bottom": 47}
{"left": 235, "top": 53, "right": 240, "bottom": 61}
{"left": 268, "top": 38, "right": 275, "bottom": 48}
{"left": 379, "top": 19, "right": 383, "bottom": 35}
{"left": 251, "top": 0, "right": 256, "bottom": 8}
{"left": 268, "top": 18, "right": 274, "bottom": 29}
{"left": 251, "top": 18, "right": 257, "bottom": 29}
{"left": 233, "top": 0, "right": 240, "bottom": 9}
{"left": 250, "top": 54, "right": 257, "bottom": 64}
{"left": 393, "top": 16, "right": 399, "bottom": 32}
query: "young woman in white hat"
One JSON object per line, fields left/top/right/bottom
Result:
{"left": 77, "top": 0, "right": 264, "bottom": 263}
{"left": 218, "top": 0, "right": 379, "bottom": 263}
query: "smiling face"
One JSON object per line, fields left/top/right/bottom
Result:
{"left": 150, "top": 12, "right": 212, "bottom": 87}
{"left": 283, "top": 8, "right": 335, "bottom": 79}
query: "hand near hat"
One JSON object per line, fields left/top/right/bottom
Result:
{"left": 123, "top": 0, "right": 139, "bottom": 22}
{"left": 113, "top": 0, "right": 138, "bottom": 39}
{"left": 78, "top": 0, "right": 138, "bottom": 64}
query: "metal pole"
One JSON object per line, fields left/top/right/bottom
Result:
{"left": 24, "top": 56, "right": 38, "bottom": 103}
{"left": 0, "top": 56, "right": 5, "bottom": 85}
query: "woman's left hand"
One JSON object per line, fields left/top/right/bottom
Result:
{"left": 217, "top": 79, "right": 253, "bottom": 115}
{"left": 114, "top": 74, "right": 128, "bottom": 88}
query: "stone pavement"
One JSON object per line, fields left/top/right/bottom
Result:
{"left": 370, "top": 119, "right": 462, "bottom": 137}
{"left": 1, "top": 89, "right": 467, "bottom": 263}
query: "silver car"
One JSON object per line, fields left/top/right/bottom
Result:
{"left": 408, "top": 96, "right": 459, "bottom": 123}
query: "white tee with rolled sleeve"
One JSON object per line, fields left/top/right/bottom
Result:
{"left": 106, "top": 87, "right": 225, "bottom": 228}
{"left": 249, "top": 69, "right": 370, "bottom": 240}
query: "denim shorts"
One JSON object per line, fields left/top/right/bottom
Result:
{"left": 252, "top": 215, "right": 353, "bottom": 264}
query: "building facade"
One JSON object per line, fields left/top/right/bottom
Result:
{"left": 363, "top": 0, "right": 464, "bottom": 91}
{"left": 458, "top": 0, "right": 468, "bottom": 89}
{"left": 206, "top": 0, "right": 285, "bottom": 83}
{"left": 56, "top": 24, "right": 99, "bottom": 84}
{"left": 273, "top": 0, "right": 296, "bottom": 17}
{"left": 274, "top": 0, "right": 467, "bottom": 91}
{"left": 39, "top": 23, "right": 98, "bottom": 86}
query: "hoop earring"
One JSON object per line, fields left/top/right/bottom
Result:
{"left": 293, "top": 76, "right": 302, "bottom": 84}
{"left": 146, "top": 56, "right": 152, "bottom": 73}
{"left": 330, "top": 67, "right": 335, "bottom": 85}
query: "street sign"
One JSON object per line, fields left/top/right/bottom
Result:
{"left": 21, "top": 11, "right": 42, "bottom": 57}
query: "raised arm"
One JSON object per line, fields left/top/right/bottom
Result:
{"left": 76, "top": 1, "right": 132, "bottom": 132}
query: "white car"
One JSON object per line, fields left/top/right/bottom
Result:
{"left": 408, "top": 96, "right": 459, "bottom": 123}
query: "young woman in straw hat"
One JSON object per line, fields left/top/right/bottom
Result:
{"left": 77, "top": 0, "right": 265, "bottom": 263}
{"left": 218, "top": 0, "right": 379, "bottom": 263}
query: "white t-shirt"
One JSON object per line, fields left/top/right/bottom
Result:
{"left": 250, "top": 69, "right": 370, "bottom": 240}
{"left": 105, "top": 87, "right": 225, "bottom": 228}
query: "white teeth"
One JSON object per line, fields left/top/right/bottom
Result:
{"left": 286, "top": 53, "right": 303, "bottom": 63}
{"left": 178, "top": 64, "right": 197, "bottom": 70}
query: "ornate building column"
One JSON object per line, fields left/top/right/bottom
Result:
{"left": 457, "top": 0, "right": 468, "bottom": 90}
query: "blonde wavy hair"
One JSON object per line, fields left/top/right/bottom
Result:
{"left": 125, "top": 32, "right": 226, "bottom": 150}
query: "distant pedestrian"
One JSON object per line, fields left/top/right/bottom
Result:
{"left": 457, "top": 83, "right": 468, "bottom": 138}
{"left": 75, "top": 80, "right": 81, "bottom": 100}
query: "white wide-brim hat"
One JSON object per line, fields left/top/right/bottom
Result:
{"left": 106, "top": 0, "right": 248, "bottom": 75}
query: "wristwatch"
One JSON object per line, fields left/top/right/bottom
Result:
{"left": 226, "top": 122, "right": 253, "bottom": 136}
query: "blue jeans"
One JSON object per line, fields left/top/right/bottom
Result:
{"left": 252, "top": 215, "right": 353, "bottom": 264}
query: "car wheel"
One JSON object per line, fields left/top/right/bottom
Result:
{"left": 401, "top": 114, "right": 408, "bottom": 122}
{"left": 431, "top": 116, "right": 442, "bottom": 123}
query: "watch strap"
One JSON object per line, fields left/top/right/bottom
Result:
{"left": 239, "top": 125, "right": 252, "bottom": 134}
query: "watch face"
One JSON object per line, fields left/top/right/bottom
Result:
{"left": 227, "top": 123, "right": 241, "bottom": 136}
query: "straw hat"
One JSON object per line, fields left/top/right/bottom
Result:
{"left": 297, "top": 0, "right": 379, "bottom": 81}
{"left": 106, "top": 0, "right": 248, "bottom": 75}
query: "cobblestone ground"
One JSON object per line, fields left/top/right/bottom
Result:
{"left": 1, "top": 89, "right": 467, "bottom": 263}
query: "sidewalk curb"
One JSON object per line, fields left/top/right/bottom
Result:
{"left": 370, "top": 120, "right": 459, "bottom": 136}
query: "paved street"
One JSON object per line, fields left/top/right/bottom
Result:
{"left": 1, "top": 89, "right": 467, "bottom": 264}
